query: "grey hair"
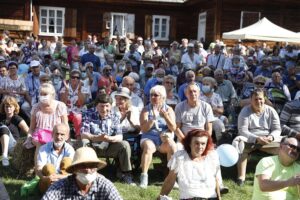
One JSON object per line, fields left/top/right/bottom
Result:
{"left": 150, "top": 85, "right": 167, "bottom": 101}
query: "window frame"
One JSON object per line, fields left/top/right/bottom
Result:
{"left": 240, "top": 11, "right": 261, "bottom": 28}
{"left": 152, "top": 15, "right": 170, "bottom": 41}
{"left": 110, "top": 12, "right": 127, "bottom": 38}
{"left": 39, "top": 6, "right": 65, "bottom": 36}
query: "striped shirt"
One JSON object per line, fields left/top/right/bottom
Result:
{"left": 280, "top": 100, "right": 300, "bottom": 137}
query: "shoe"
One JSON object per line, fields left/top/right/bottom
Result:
{"left": 139, "top": 173, "right": 148, "bottom": 188}
{"left": 220, "top": 186, "right": 229, "bottom": 194}
{"left": 2, "top": 157, "right": 9, "bottom": 167}
{"left": 236, "top": 179, "right": 245, "bottom": 186}
{"left": 121, "top": 174, "right": 136, "bottom": 186}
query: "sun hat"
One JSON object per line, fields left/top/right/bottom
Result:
{"left": 115, "top": 87, "right": 131, "bottom": 99}
{"left": 187, "top": 43, "right": 194, "bottom": 47}
{"left": 66, "top": 147, "right": 107, "bottom": 173}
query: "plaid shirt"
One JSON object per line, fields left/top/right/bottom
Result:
{"left": 80, "top": 107, "right": 122, "bottom": 137}
{"left": 42, "top": 174, "right": 123, "bottom": 200}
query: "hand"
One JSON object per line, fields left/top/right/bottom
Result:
{"left": 288, "top": 174, "right": 300, "bottom": 186}
{"left": 266, "top": 135, "right": 274, "bottom": 142}
{"left": 47, "top": 174, "right": 60, "bottom": 183}
{"left": 159, "top": 108, "right": 168, "bottom": 118}
{"left": 78, "top": 81, "right": 83, "bottom": 91}
{"left": 256, "top": 136, "right": 271, "bottom": 145}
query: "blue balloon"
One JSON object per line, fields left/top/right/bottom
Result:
{"left": 216, "top": 144, "right": 239, "bottom": 167}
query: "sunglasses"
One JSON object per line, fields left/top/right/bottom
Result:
{"left": 165, "top": 81, "right": 174, "bottom": 85}
{"left": 151, "top": 93, "right": 160, "bottom": 97}
{"left": 71, "top": 76, "right": 80, "bottom": 79}
{"left": 255, "top": 82, "right": 265, "bottom": 86}
{"left": 285, "top": 143, "right": 300, "bottom": 152}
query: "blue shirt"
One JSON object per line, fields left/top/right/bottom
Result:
{"left": 254, "top": 66, "right": 272, "bottom": 78}
{"left": 81, "top": 108, "right": 122, "bottom": 137}
{"left": 37, "top": 142, "right": 75, "bottom": 173}
{"left": 144, "top": 78, "right": 162, "bottom": 104}
{"left": 25, "top": 72, "right": 45, "bottom": 104}
{"left": 81, "top": 53, "right": 101, "bottom": 72}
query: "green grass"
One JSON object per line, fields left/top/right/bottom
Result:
{"left": 1, "top": 156, "right": 261, "bottom": 200}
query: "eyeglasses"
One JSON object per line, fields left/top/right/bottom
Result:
{"left": 285, "top": 143, "right": 300, "bottom": 152}
{"left": 165, "top": 81, "right": 174, "bottom": 85}
{"left": 71, "top": 76, "right": 80, "bottom": 79}
{"left": 151, "top": 93, "right": 160, "bottom": 97}
{"left": 255, "top": 82, "right": 265, "bottom": 86}
{"left": 104, "top": 69, "right": 112, "bottom": 72}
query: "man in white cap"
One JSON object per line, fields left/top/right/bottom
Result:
{"left": 42, "top": 147, "right": 122, "bottom": 199}
{"left": 25, "top": 60, "right": 45, "bottom": 106}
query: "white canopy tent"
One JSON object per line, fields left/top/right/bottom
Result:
{"left": 222, "top": 17, "right": 300, "bottom": 43}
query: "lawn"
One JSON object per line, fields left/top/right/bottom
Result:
{"left": 1, "top": 155, "right": 260, "bottom": 200}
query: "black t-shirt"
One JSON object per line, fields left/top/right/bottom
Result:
{"left": 0, "top": 114, "right": 24, "bottom": 139}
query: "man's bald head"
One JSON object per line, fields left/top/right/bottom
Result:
{"left": 122, "top": 76, "right": 135, "bottom": 92}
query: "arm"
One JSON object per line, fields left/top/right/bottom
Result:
{"left": 269, "top": 108, "right": 282, "bottom": 139}
{"left": 159, "top": 170, "right": 177, "bottom": 198}
{"left": 257, "top": 174, "right": 300, "bottom": 192}
{"left": 205, "top": 122, "right": 213, "bottom": 136}
{"left": 76, "top": 82, "right": 87, "bottom": 106}
{"left": 140, "top": 108, "right": 156, "bottom": 133}
{"left": 28, "top": 112, "right": 37, "bottom": 135}
{"left": 18, "top": 120, "right": 29, "bottom": 135}
{"left": 238, "top": 108, "right": 258, "bottom": 143}
{"left": 160, "top": 106, "right": 176, "bottom": 132}
{"left": 175, "top": 123, "right": 185, "bottom": 141}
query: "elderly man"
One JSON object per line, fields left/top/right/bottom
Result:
{"left": 25, "top": 60, "right": 45, "bottom": 106}
{"left": 177, "top": 70, "right": 201, "bottom": 101}
{"left": 36, "top": 124, "right": 75, "bottom": 193}
{"left": 254, "top": 56, "right": 273, "bottom": 78}
{"left": 252, "top": 136, "right": 300, "bottom": 200}
{"left": 236, "top": 88, "right": 281, "bottom": 186}
{"left": 175, "top": 82, "right": 214, "bottom": 140}
{"left": 42, "top": 147, "right": 122, "bottom": 199}
{"left": 81, "top": 94, "right": 134, "bottom": 185}
{"left": 80, "top": 44, "right": 101, "bottom": 72}
{"left": 207, "top": 44, "right": 226, "bottom": 70}
{"left": 214, "top": 68, "right": 237, "bottom": 115}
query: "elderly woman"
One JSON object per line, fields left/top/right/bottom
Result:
{"left": 25, "top": 83, "right": 68, "bottom": 170}
{"left": 139, "top": 85, "right": 177, "bottom": 188}
{"left": 163, "top": 75, "right": 180, "bottom": 110}
{"left": 200, "top": 77, "right": 227, "bottom": 142}
{"left": 158, "top": 129, "right": 221, "bottom": 200}
{"left": 0, "top": 97, "right": 29, "bottom": 166}
{"left": 112, "top": 87, "right": 140, "bottom": 139}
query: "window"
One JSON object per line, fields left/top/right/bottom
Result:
{"left": 197, "top": 12, "right": 207, "bottom": 41}
{"left": 240, "top": 11, "right": 261, "bottom": 28}
{"left": 110, "top": 13, "right": 135, "bottom": 37}
{"left": 152, "top": 15, "right": 170, "bottom": 41}
{"left": 39, "top": 6, "right": 65, "bottom": 36}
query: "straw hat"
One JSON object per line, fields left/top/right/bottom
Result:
{"left": 66, "top": 147, "right": 107, "bottom": 173}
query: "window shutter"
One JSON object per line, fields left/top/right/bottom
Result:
{"left": 126, "top": 14, "right": 135, "bottom": 39}
{"left": 145, "top": 15, "right": 152, "bottom": 39}
{"left": 64, "top": 8, "right": 77, "bottom": 37}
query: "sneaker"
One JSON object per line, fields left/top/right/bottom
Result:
{"left": 2, "top": 157, "right": 9, "bottom": 167}
{"left": 121, "top": 174, "right": 136, "bottom": 186}
{"left": 220, "top": 186, "right": 229, "bottom": 194}
{"left": 236, "top": 178, "right": 245, "bottom": 186}
{"left": 139, "top": 173, "right": 148, "bottom": 188}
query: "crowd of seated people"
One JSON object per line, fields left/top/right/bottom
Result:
{"left": 1, "top": 31, "right": 300, "bottom": 199}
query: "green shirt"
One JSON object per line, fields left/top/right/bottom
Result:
{"left": 252, "top": 156, "right": 300, "bottom": 200}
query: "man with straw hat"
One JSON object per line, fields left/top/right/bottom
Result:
{"left": 42, "top": 147, "right": 122, "bottom": 199}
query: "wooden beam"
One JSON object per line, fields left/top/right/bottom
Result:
{"left": 214, "top": 0, "right": 222, "bottom": 41}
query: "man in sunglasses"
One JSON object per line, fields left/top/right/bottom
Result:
{"left": 252, "top": 136, "right": 300, "bottom": 200}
